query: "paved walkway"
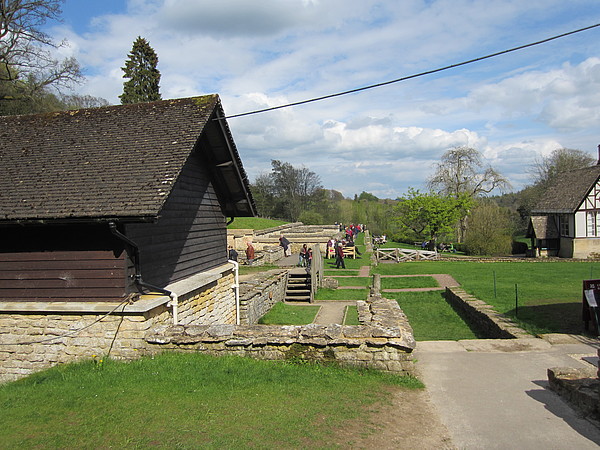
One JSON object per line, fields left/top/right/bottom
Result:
{"left": 415, "top": 336, "right": 600, "bottom": 449}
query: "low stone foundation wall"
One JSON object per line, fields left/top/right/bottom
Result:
{"left": 0, "top": 263, "right": 237, "bottom": 383}
{"left": 444, "top": 287, "right": 530, "bottom": 339}
{"left": 238, "top": 270, "right": 288, "bottom": 324}
{"left": 144, "top": 295, "right": 416, "bottom": 375}
{"left": 547, "top": 366, "right": 599, "bottom": 424}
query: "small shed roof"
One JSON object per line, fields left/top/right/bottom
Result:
{"left": 527, "top": 215, "right": 559, "bottom": 240}
{"left": 531, "top": 165, "right": 600, "bottom": 214}
{"left": 0, "top": 95, "right": 256, "bottom": 223}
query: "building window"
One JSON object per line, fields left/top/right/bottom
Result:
{"left": 588, "top": 211, "right": 596, "bottom": 236}
{"left": 560, "top": 214, "right": 570, "bottom": 237}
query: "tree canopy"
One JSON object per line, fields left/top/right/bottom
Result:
{"left": 428, "top": 146, "right": 509, "bottom": 198}
{"left": 394, "top": 188, "right": 474, "bottom": 247}
{"left": 119, "top": 36, "right": 161, "bottom": 104}
{"left": 0, "top": 0, "right": 83, "bottom": 114}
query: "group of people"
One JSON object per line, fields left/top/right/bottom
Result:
{"left": 228, "top": 223, "right": 364, "bottom": 268}
{"left": 420, "top": 241, "right": 456, "bottom": 253}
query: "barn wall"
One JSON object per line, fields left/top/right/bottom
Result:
{"left": 126, "top": 153, "right": 227, "bottom": 288}
{"left": 0, "top": 250, "right": 128, "bottom": 302}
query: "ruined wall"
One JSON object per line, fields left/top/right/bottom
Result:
{"left": 238, "top": 270, "right": 288, "bottom": 325}
{"left": 444, "top": 287, "right": 530, "bottom": 339}
{"left": 144, "top": 296, "right": 416, "bottom": 376}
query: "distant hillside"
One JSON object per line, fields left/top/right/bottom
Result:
{"left": 227, "top": 217, "right": 288, "bottom": 230}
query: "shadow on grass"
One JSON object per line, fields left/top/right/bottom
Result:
{"left": 505, "top": 302, "right": 592, "bottom": 336}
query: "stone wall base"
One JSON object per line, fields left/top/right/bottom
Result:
{"left": 444, "top": 287, "right": 530, "bottom": 339}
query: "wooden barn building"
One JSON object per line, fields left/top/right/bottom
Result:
{"left": 0, "top": 95, "right": 256, "bottom": 381}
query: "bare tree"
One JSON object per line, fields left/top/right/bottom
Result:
{"left": 428, "top": 146, "right": 510, "bottom": 198}
{"left": 531, "top": 147, "right": 595, "bottom": 189}
{"left": 0, "top": 0, "right": 81, "bottom": 101}
{"left": 428, "top": 146, "right": 510, "bottom": 242}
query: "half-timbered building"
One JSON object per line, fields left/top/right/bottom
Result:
{"left": 529, "top": 162, "right": 600, "bottom": 258}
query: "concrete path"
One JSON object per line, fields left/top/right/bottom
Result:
{"left": 415, "top": 336, "right": 600, "bottom": 449}
{"left": 313, "top": 301, "right": 356, "bottom": 324}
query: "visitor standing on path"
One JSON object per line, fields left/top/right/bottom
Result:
{"left": 245, "top": 241, "right": 255, "bottom": 265}
{"left": 335, "top": 242, "right": 346, "bottom": 269}
{"left": 298, "top": 244, "right": 308, "bottom": 267}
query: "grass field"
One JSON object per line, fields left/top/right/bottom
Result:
{"left": 227, "top": 217, "right": 288, "bottom": 229}
{"left": 333, "top": 277, "right": 372, "bottom": 287}
{"left": 0, "top": 353, "right": 422, "bottom": 448}
{"left": 344, "top": 305, "right": 360, "bottom": 325}
{"left": 314, "top": 288, "right": 370, "bottom": 301}
{"left": 373, "top": 260, "right": 597, "bottom": 335}
{"left": 258, "top": 302, "right": 320, "bottom": 325}
{"left": 381, "top": 276, "right": 439, "bottom": 290}
{"left": 387, "top": 291, "right": 480, "bottom": 341}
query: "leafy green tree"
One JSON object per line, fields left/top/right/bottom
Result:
{"left": 394, "top": 189, "right": 473, "bottom": 249}
{"left": 298, "top": 210, "right": 324, "bottom": 225}
{"left": 119, "top": 36, "right": 161, "bottom": 104}
{"left": 464, "top": 200, "right": 513, "bottom": 256}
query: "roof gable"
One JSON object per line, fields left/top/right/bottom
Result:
{"left": 532, "top": 165, "right": 600, "bottom": 214}
{"left": 0, "top": 95, "right": 256, "bottom": 222}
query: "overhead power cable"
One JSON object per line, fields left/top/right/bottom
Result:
{"left": 219, "top": 22, "right": 600, "bottom": 120}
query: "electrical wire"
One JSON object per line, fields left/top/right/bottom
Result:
{"left": 219, "top": 22, "right": 600, "bottom": 120}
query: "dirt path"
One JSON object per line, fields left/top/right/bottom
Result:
{"left": 339, "top": 387, "right": 455, "bottom": 449}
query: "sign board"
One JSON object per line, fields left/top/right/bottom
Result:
{"left": 583, "top": 279, "right": 600, "bottom": 332}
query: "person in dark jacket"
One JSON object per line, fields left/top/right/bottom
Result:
{"left": 335, "top": 242, "right": 346, "bottom": 269}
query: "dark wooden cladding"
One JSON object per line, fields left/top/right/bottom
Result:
{"left": 126, "top": 153, "right": 227, "bottom": 288}
{"left": 0, "top": 251, "right": 127, "bottom": 302}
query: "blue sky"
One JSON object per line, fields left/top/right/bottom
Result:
{"left": 47, "top": 0, "right": 600, "bottom": 198}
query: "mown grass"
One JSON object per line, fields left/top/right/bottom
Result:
{"left": 324, "top": 269, "right": 360, "bottom": 276}
{"left": 381, "top": 276, "right": 439, "bottom": 290}
{"left": 314, "top": 288, "right": 369, "bottom": 301}
{"left": 258, "top": 302, "right": 320, "bottom": 325}
{"left": 333, "top": 277, "right": 372, "bottom": 287}
{"left": 344, "top": 305, "right": 360, "bottom": 325}
{"left": 0, "top": 353, "right": 422, "bottom": 448}
{"left": 238, "top": 263, "right": 279, "bottom": 275}
{"left": 387, "top": 291, "right": 480, "bottom": 341}
{"left": 227, "top": 217, "right": 288, "bottom": 229}
{"left": 374, "top": 260, "right": 599, "bottom": 335}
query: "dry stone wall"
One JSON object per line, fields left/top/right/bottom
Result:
{"left": 238, "top": 270, "right": 288, "bottom": 324}
{"left": 444, "top": 287, "right": 530, "bottom": 339}
{"left": 144, "top": 295, "right": 416, "bottom": 375}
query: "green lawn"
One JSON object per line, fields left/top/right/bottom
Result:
{"left": 258, "top": 302, "right": 320, "bottom": 325}
{"left": 0, "top": 353, "right": 422, "bottom": 448}
{"left": 227, "top": 217, "right": 288, "bottom": 229}
{"left": 381, "top": 276, "right": 439, "bottom": 290}
{"left": 324, "top": 269, "right": 360, "bottom": 276}
{"left": 388, "top": 291, "right": 480, "bottom": 341}
{"left": 314, "top": 288, "right": 369, "bottom": 301}
{"left": 344, "top": 305, "right": 360, "bottom": 325}
{"left": 333, "top": 277, "right": 372, "bottom": 287}
{"left": 374, "top": 260, "right": 598, "bottom": 335}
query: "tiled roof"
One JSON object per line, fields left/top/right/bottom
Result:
{"left": 528, "top": 215, "right": 558, "bottom": 239}
{"left": 0, "top": 95, "right": 255, "bottom": 222}
{"left": 532, "top": 165, "right": 600, "bottom": 214}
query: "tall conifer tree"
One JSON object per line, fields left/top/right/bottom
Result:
{"left": 119, "top": 37, "right": 161, "bottom": 104}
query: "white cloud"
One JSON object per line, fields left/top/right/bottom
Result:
{"left": 47, "top": 0, "right": 600, "bottom": 197}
